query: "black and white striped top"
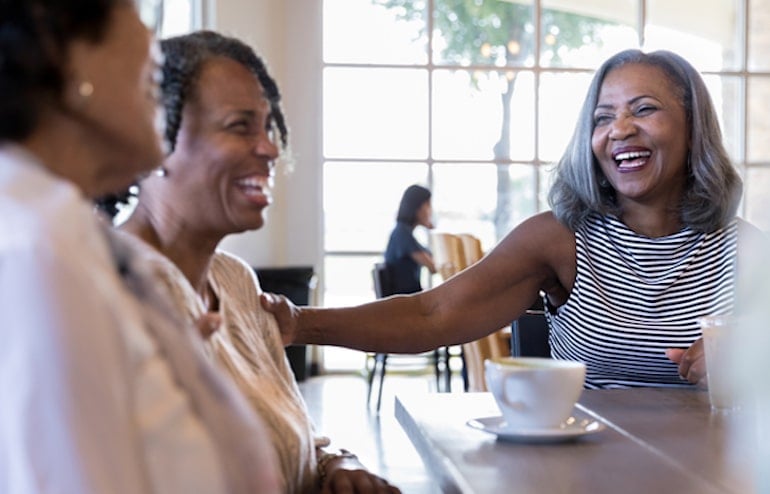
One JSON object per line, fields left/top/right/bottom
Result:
{"left": 546, "top": 213, "right": 738, "bottom": 389}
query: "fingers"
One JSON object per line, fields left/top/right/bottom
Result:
{"left": 665, "top": 348, "right": 685, "bottom": 364}
{"left": 260, "top": 292, "right": 292, "bottom": 313}
{"left": 259, "top": 292, "right": 297, "bottom": 346}
{"left": 687, "top": 359, "right": 708, "bottom": 388}
{"left": 666, "top": 339, "right": 707, "bottom": 386}
{"left": 259, "top": 291, "right": 277, "bottom": 309}
{"left": 196, "top": 312, "right": 222, "bottom": 339}
{"left": 323, "top": 470, "right": 401, "bottom": 494}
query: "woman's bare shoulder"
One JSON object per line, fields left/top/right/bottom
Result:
{"left": 524, "top": 210, "right": 572, "bottom": 229}
{"left": 504, "top": 211, "right": 576, "bottom": 295}
{"left": 483, "top": 211, "right": 575, "bottom": 280}
{"left": 502, "top": 211, "right": 575, "bottom": 249}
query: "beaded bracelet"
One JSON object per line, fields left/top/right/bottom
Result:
{"left": 317, "top": 449, "right": 358, "bottom": 488}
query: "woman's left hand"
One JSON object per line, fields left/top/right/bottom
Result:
{"left": 195, "top": 311, "right": 222, "bottom": 339}
{"left": 322, "top": 456, "right": 401, "bottom": 494}
{"left": 666, "top": 338, "right": 707, "bottom": 386}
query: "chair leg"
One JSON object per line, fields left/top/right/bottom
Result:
{"left": 366, "top": 353, "right": 378, "bottom": 406}
{"left": 432, "top": 349, "right": 442, "bottom": 391}
{"left": 443, "top": 347, "right": 452, "bottom": 392}
{"left": 460, "top": 347, "right": 469, "bottom": 392}
{"left": 375, "top": 353, "right": 387, "bottom": 412}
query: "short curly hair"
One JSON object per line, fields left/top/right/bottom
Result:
{"left": 548, "top": 49, "right": 742, "bottom": 233}
{"left": 0, "top": 0, "right": 120, "bottom": 140}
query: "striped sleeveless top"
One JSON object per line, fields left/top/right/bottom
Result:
{"left": 546, "top": 213, "right": 739, "bottom": 389}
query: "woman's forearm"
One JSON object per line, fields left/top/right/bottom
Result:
{"left": 297, "top": 293, "right": 446, "bottom": 353}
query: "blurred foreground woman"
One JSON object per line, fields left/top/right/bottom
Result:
{"left": 0, "top": 1, "right": 280, "bottom": 493}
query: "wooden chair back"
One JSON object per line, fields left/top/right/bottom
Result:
{"left": 457, "top": 233, "right": 484, "bottom": 267}
{"left": 431, "top": 232, "right": 511, "bottom": 391}
{"left": 462, "top": 328, "right": 511, "bottom": 391}
{"left": 431, "top": 232, "right": 467, "bottom": 281}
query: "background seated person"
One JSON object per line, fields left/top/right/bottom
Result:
{"left": 384, "top": 184, "right": 437, "bottom": 294}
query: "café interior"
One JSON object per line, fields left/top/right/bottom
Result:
{"left": 138, "top": 1, "right": 770, "bottom": 492}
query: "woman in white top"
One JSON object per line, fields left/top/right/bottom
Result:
{"left": 0, "top": 2, "right": 280, "bottom": 493}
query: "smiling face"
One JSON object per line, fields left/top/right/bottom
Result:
{"left": 591, "top": 63, "right": 690, "bottom": 211}
{"left": 161, "top": 56, "right": 279, "bottom": 237}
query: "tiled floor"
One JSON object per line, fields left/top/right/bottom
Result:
{"left": 298, "top": 353, "right": 466, "bottom": 494}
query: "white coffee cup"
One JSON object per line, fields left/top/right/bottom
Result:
{"left": 484, "top": 357, "right": 586, "bottom": 430}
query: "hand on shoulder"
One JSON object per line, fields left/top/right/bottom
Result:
{"left": 260, "top": 292, "right": 299, "bottom": 346}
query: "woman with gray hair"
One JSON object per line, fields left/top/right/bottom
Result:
{"left": 265, "top": 49, "right": 766, "bottom": 390}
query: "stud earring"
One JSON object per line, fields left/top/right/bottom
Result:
{"left": 154, "top": 167, "right": 167, "bottom": 177}
{"left": 78, "top": 81, "right": 94, "bottom": 98}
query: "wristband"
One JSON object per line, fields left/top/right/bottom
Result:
{"left": 317, "top": 449, "right": 358, "bottom": 487}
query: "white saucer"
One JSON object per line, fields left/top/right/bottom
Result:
{"left": 466, "top": 412, "right": 606, "bottom": 444}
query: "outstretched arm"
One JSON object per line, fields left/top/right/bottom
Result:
{"left": 262, "top": 212, "right": 573, "bottom": 354}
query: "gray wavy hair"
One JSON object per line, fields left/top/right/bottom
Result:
{"left": 548, "top": 49, "right": 742, "bottom": 233}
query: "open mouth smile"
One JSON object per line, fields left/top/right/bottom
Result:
{"left": 612, "top": 150, "right": 651, "bottom": 170}
{"left": 235, "top": 175, "right": 273, "bottom": 203}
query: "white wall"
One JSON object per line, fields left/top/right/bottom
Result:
{"left": 206, "top": 0, "right": 323, "bottom": 273}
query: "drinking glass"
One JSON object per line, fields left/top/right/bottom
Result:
{"left": 700, "top": 315, "right": 741, "bottom": 413}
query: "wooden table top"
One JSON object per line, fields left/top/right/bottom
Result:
{"left": 395, "top": 388, "right": 754, "bottom": 494}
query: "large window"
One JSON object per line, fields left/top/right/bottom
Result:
{"left": 322, "top": 0, "right": 770, "bottom": 308}
{"left": 137, "top": 0, "right": 199, "bottom": 37}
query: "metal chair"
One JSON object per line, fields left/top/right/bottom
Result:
{"left": 510, "top": 296, "right": 551, "bottom": 357}
{"left": 366, "top": 262, "right": 446, "bottom": 412}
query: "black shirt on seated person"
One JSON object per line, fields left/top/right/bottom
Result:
{"left": 384, "top": 221, "right": 429, "bottom": 295}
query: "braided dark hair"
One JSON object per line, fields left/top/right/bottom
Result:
{"left": 0, "top": 0, "right": 118, "bottom": 140}
{"left": 95, "top": 29, "right": 288, "bottom": 217}
{"left": 161, "top": 30, "right": 288, "bottom": 152}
